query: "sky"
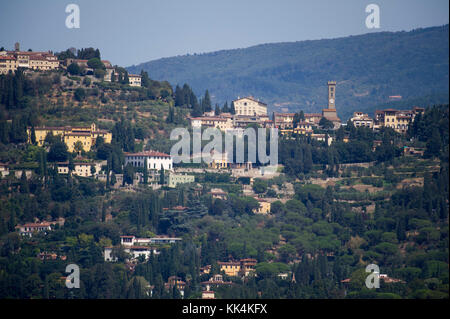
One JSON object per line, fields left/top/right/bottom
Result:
{"left": 0, "top": 0, "right": 448, "bottom": 67}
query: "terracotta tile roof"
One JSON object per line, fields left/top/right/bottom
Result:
{"left": 304, "top": 113, "right": 322, "bottom": 117}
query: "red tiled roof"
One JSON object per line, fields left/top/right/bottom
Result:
{"left": 19, "top": 222, "right": 52, "bottom": 228}
{"left": 304, "top": 113, "right": 322, "bottom": 117}
{"left": 274, "top": 113, "right": 295, "bottom": 117}
{"left": 29, "top": 55, "right": 49, "bottom": 61}
{"left": 218, "top": 261, "right": 240, "bottom": 266}
{"left": 190, "top": 116, "right": 229, "bottom": 121}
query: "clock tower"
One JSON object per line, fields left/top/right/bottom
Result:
{"left": 322, "top": 81, "right": 340, "bottom": 127}
{"left": 328, "top": 81, "right": 336, "bottom": 109}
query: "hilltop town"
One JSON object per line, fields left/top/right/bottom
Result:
{"left": 0, "top": 44, "right": 448, "bottom": 300}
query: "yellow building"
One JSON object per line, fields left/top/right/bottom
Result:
{"left": 374, "top": 107, "right": 424, "bottom": 133}
{"left": 29, "top": 54, "right": 59, "bottom": 71}
{"left": 274, "top": 113, "right": 295, "bottom": 129}
{"left": 28, "top": 123, "right": 112, "bottom": 152}
{"left": 218, "top": 258, "right": 257, "bottom": 277}
{"left": 3, "top": 50, "right": 59, "bottom": 71}
{"left": 280, "top": 121, "right": 314, "bottom": 136}
{"left": 218, "top": 261, "right": 241, "bottom": 277}
{"left": 0, "top": 55, "right": 18, "bottom": 74}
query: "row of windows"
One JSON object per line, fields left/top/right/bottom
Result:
{"left": 128, "top": 156, "right": 168, "bottom": 160}
{"left": 129, "top": 161, "right": 172, "bottom": 169}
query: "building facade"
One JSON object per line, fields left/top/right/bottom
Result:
{"left": 374, "top": 107, "right": 424, "bottom": 133}
{"left": 27, "top": 123, "right": 112, "bottom": 152}
{"left": 168, "top": 173, "right": 195, "bottom": 188}
{"left": 190, "top": 116, "right": 233, "bottom": 131}
{"left": 350, "top": 112, "right": 374, "bottom": 128}
{"left": 0, "top": 49, "right": 59, "bottom": 72}
{"left": 124, "top": 151, "right": 173, "bottom": 171}
{"left": 0, "top": 55, "right": 18, "bottom": 74}
{"left": 218, "top": 258, "right": 257, "bottom": 277}
{"left": 56, "top": 161, "right": 105, "bottom": 177}
{"left": 128, "top": 74, "right": 142, "bottom": 87}
{"left": 233, "top": 97, "right": 267, "bottom": 116}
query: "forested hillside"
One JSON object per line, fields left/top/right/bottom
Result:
{"left": 128, "top": 25, "right": 449, "bottom": 120}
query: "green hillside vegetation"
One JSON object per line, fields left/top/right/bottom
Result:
{"left": 128, "top": 25, "right": 449, "bottom": 120}
{"left": 0, "top": 47, "right": 448, "bottom": 300}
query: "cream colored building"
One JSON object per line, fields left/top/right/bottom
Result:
{"left": 4, "top": 51, "right": 59, "bottom": 71}
{"left": 190, "top": 116, "right": 233, "bottom": 131}
{"left": 274, "top": 113, "right": 295, "bottom": 129}
{"left": 350, "top": 112, "right": 374, "bottom": 128}
{"left": 304, "top": 113, "right": 322, "bottom": 125}
{"left": 233, "top": 97, "right": 267, "bottom": 116}
{"left": 0, "top": 55, "right": 18, "bottom": 74}
{"left": 29, "top": 54, "right": 59, "bottom": 71}
{"left": 57, "top": 161, "right": 105, "bottom": 177}
{"left": 128, "top": 74, "right": 142, "bottom": 87}
{"left": 374, "top": 107, "right": 424, "bottom": 133}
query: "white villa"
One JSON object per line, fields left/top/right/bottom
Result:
{"left": 124, "top": 150, "right": 173, "bottom": 171}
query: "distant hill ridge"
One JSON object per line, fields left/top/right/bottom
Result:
{"left": 127, "top": 24, "right": 449, "bottom": 120}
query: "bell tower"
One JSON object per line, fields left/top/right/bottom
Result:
{"left": 322, "top": 81, "right": 340, "bottom": 126}
{"left": 328, "top": 81, "right": 336, "bottom": 109}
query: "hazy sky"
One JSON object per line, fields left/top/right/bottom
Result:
{"left": 1, "top": 0, "right": 448, "bottom": 67}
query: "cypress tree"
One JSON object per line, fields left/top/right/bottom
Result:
{"left": 203, "top": 90, "right": 212, "bottom": 112}
{"left": 230, "top": 101, "right": 236, "bottom": 115}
